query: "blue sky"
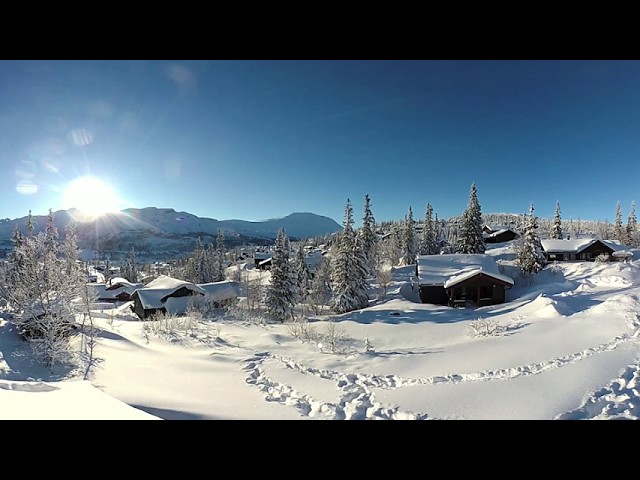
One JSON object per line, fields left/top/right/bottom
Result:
{"left": 1, "top": 60, "right": 638, "bottom": 226}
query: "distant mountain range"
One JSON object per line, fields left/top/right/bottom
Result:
{"left": 0, "top": 208, "right": 342, "bottom": 257}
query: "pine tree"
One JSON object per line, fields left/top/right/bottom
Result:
{"left": 626, "top": 201, "right": 637, "bottom": 247}
{"left": 457, "top": 182, "right": 485, "bottom": 254}
{"left": 614, "top": 202, "right": 625, "bottom": 243}
{"left": 550, "top": 201, "right": 563, "bottom": 239}
{"left": 331, "top": 198, "right": 369, "bottom": 314}
{"left": 517, "top": 203, "right": 547, "bottom": 275}
{"left": 358, "top": 194, "right": 378, "bottom": 275}
{"left": 419, "top": 203, "right": 438, "bottom": 255}
{"left": 401, "top": 206, "right": 417, "bottom": 265}
{"left": 265, "top": 228, "right": 297, "bottom": 322}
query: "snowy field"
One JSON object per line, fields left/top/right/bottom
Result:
{"left": 1, "top": 244, "right": 639, "bottom": 420}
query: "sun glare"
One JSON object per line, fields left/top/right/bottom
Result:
{"left": 63, "top": 176, "right": 121, "bottom": 222}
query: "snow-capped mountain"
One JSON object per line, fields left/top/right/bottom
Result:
{"left": 0, "top": 208, "right": 342, "bottom": 255}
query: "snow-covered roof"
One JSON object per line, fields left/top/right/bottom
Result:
{"left": 484, "top": 225, "right": 511, "bottom": 232}
{"left": 131, "top": 276, "right": 206, "bottom": 309}
{"left": 197, "top": 281, "right": 240, "bottom": 301}
{"left": 258, "top": 257, "right": 272, "bottom": 266}
{"left": 416, "top": 254, "right": 514, "bottom": 288}
{"left": 540, "top": 238, "right": 621, "bottom": 254}
{"left": 482, "top": 228, "right": 517, "bottom": 239}
{"left": 106, "top": 278, "right": 144, "bottom": 293}
{"left": 254, "top": 252, "right": 271, "bottom": 260}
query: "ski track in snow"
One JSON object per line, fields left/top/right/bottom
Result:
{"left": 243, "top": 313, "right": 640, "bottom": 419}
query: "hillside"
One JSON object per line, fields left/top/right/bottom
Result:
{"left": 0, "top": 208, "right": 341, "bottom": 256}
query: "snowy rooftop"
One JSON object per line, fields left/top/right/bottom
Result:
{"left": 416, "top": 254, "right": 514, "bottom": 288}
{"left": 540, "top": 238, "right": 624, "bottom": 254}
{"left": 482, "top": 228, "right": 516, "bottom": 239}
{"left": 197, "top": 281, "right": 240, "bottom": 301}
{"left": 132, "top": 276, "right": 206, "bottom": 309}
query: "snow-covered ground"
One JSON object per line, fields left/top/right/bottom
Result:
{"left": 1, "top": 244, "right": 639, "bottom": 419}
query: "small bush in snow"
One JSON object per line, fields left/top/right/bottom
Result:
{"left": 320, "top": 319, "right": 350, "bottom": 354}
{"left": 549, "top": 261, "right": 563, "bottom": 275}
{"left": 287, "top": 316, "right": 318, "bottom": 344}
{"left": 467, "top": 317, "right": 503, "bottom": 338}
{"left": 364, "top": 335, "right": 373, "bottom": 353}
{"left": 595, "top": 253, "right": 610, "bottom": 263}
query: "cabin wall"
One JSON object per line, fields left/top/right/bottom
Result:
{"left": 419, "top": 285, "right": 449, "bottom": 305}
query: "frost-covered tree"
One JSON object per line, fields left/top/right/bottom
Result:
{"left": 331, "top": 198, "right": 369, "bottom": 314}
{"left": 419, "top": 203, "right": 438, "bottom": 255}
{"left": 309, "top": 255, "right": 332, "bottom": 315}
{"left": 401, "top": 206, "right": 417, "bottom": 265}
{"left": 7, "top": 210, "right": 85, "bottom": 368}
{"left": 358, "top": 194, "right": 378, "bottom": 275}
{"left": 550, "top": 201, "right": 563, "bottom": 239}
{"left": 626, "top": 201, "right": 637, "bottom": 247}
{"left": 457, "top": 182, "right": 485, "bottom": 254}
{"left": 121, "top": 247, "right": 138, "bottom": 283}
{"left": 614, "top": 201, "right": 625, "bottom": 243}
{"left": 294, "top": 243, "right": 312, "bottom": 310}
{"left": 516, "top": 203, "right": 547, "bottom": 275}
{"left": 265, "top": 228, "right": 297, "bottom": 322}
{"left": 214, "top": 228, "right": 226, "bottom": 281}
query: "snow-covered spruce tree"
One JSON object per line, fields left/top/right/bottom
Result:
{"left": 614, "top": 201, "right": 625, "bottom": 243}
{"left": 358, "top": 194, "right": 378, "bottom": 276}
{"left": 626, "top": 201, "right": 637, "bottom": 247}
{"left": 214, "top": 228, "right": 226, "bottom": 281}
{"left": 419, "top": 203, "right": 438, "bottom": 255}
{"left": 265, "top": 228, "right": 297, "bottom": 322}
{"left": 550, "top": 201, "right": 563, "bottom": 239}
{"left": 516, "top": 203, "right": 547, "bottom": 275}
{"left": 457, "top": 182, "right": 485, "bottom": 254}
{"left": 7, "top": 209, "right": 85, "bottom": 368}
{"left": 401, "top": 206, "right": 417, "bottom": 265}
{"left": 294, "top": 243, "right": 312, "bottom": 312}
{"left": 183, "top": 237, "right": 204, "bottom": 283}
{"left": 331, "top": 198, "right": 369, "bottom": 314}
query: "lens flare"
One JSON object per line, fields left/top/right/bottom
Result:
{"left": 63, "top": 176, "right": 121, "bottom": 222}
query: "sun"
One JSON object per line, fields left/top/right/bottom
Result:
{"left": 63, "top": 176, "right": 121, "bottom": 221}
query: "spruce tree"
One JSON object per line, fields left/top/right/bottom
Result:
{"left": 550, "top": 201, "right": 563, "bottom": 240}
{"left": 265, "top": 228, "right": 297, "bottom": 322}
{"left": 331, "top": 199, "right": 369, "bottom": 314}
{"left": 401, "top": 206, "right": 417, "bottom": 265}
{"left": 517, "top": 203, "right": 546, "bottom": 274}
{"left": 457, "top": 182, "right": 485, "bottom": 254}
{"left": 626, "top": 201, "right": 637, "bottom": 247}
{"left": 358, "top": 194, "right": 378, "bottom": 275}
{"left": 419, "top": 203, "right": 438, "bottom": 255}
{"left": 614, "top": 201, "right": 625, "bottom": 243}
{"left": 294, "top": 243, "right": 312, "bottom": 309}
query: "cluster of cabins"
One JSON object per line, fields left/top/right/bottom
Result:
{"left": 413, "top": 225, "right": 634, "bottom": 309}
{"left": 92, "top": 276, "right": 240, "bottom": 319}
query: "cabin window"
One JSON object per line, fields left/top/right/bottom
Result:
{"left": 479, "top": 285, "right": 492, "bottom": 299}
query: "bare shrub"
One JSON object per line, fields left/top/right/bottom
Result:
{"left": 287, "top": 316, "right": 318, "bottom": 344}
{"left": 377, "top": 268, "right": 393, "bottom": 297}
{"left": 319, "top": 319, "right": 350, "bottom": 354}
{"left": 467, "top": 317, "right": 503, "bottom": 338}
